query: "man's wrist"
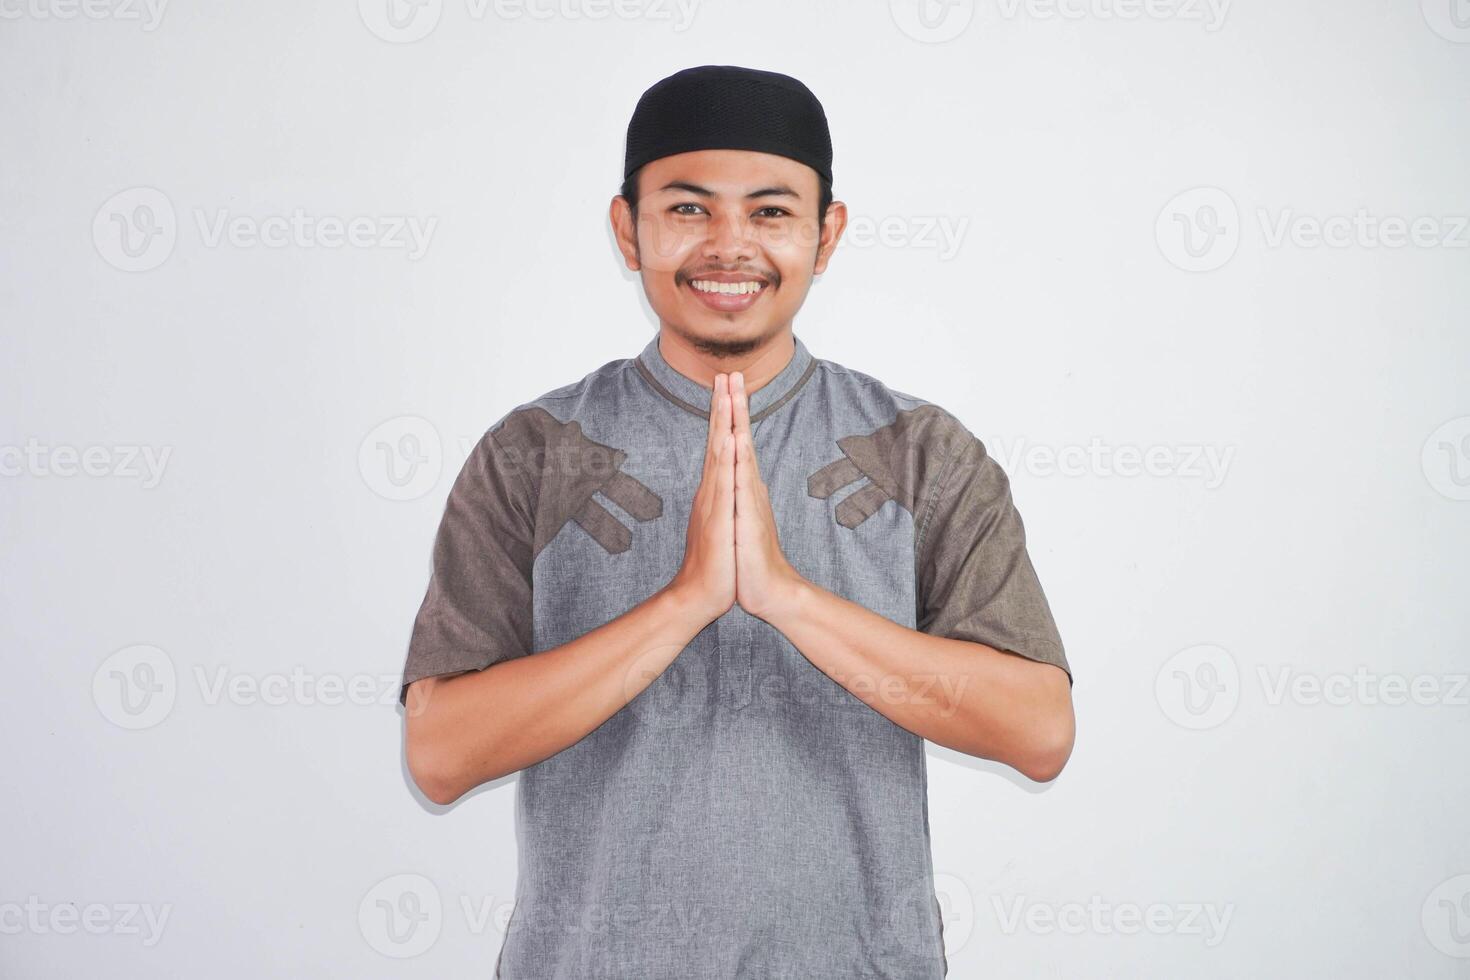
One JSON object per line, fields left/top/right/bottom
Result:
{"left": 655, "top": 580, "right": 724, "bottom": 632}
{"left": 760, "top": 572, "right": 818, "bottom": 631}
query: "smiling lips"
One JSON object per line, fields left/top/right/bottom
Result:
{"left": 685, "top": 276, "right": 769, "bottom": 313}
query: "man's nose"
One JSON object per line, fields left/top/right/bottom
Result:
{"left": 702, "top": 210, "right": 754, "bottom": 264}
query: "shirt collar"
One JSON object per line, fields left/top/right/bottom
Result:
{"left": 635, "top": 331, "right": 818, "bottom": 424}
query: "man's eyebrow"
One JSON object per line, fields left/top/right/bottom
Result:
{"left": 659, "top": 181, "right": 713, "bottom": 196}
{"left": 745, "top": 185, "right": 801, "bottom": 199}
{"left": 656, "top": 181, "right": 804, "bottom": 199}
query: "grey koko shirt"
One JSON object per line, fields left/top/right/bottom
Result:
{"left": 400, "top": 332, "right": 1071, "bottom": 980}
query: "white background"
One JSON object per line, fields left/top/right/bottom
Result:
{"left": 3, "top": 0, "right": 1468, "bottom": 977}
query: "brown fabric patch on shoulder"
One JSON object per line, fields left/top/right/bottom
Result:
{"left": 493, "top": 406, "right": 663, "bottom": 556}
{"left": 806, "top": 404, "right": 967, "bottom": 529}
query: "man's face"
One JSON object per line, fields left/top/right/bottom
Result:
{"left": 611, "top": 149, "right": 844, "bottom": 354}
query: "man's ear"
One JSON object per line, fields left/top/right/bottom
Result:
{"left": 813, "top": 199, "right": 847, "bottom": 276}
{"left": 610, "top": 196, "right": 641, "bottom": 271}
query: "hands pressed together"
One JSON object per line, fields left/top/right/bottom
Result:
{"left": 668, "top": 371, "right": 808, "bottom": 626}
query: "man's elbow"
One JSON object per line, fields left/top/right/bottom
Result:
{"left": 1018, "top": 677, "right": 1075, "bottom": 783}
{"left": 1019, "top": 733, "right": 1073, "bottom": 783}
{"left": 404, "top": 679, "right": 466, "bottom": 805}
{"left": 407, "top": 736, "right": 465, "bottom": 805}
{"left": 416, "top": 770, "right": 464, "bottom": 807}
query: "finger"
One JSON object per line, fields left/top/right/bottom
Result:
{"left": 700, "top": 374, "right": 729, "bottom": 506}
{"left": 730, "top": 371, "right": 752, "bottom": 446}
{"left": 714, "top": 431, "right": 735, "bottom": 527}
{"left": 715, "top": 370, "right": 733, "bottom": 441}
{"left": 733, "top": 422, "right": 754, "bottom": 517}
{"left": 704, "top": 372, "right": 726, "bottom": 468}
{"left": 730, "top": 372, "right": 761, "bottom": 486}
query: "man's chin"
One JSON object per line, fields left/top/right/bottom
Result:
{"left": 666, "top": 314, "right": 775, "bottom": 357}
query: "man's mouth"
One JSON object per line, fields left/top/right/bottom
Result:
{"left": 684, "top": 276, "right": 770, "bottom": 313}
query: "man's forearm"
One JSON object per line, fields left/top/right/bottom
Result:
{"left": 762, "top": 579, "right": 1074, "bottom": 781}
{"left": 406, "top": 584, "right": 712, "bottom": 804}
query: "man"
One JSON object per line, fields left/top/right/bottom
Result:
{"left": 399, "top": 65, "right": 1074, "bottom": 979}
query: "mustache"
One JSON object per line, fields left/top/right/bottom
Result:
{"left": 675, "top": 267, "right": 780, "bottom": 288}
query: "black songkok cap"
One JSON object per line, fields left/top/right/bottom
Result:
{"left": 623, "top": 65, "right": 833, "bottom": 185}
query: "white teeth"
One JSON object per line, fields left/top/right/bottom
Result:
{"left": 691, "top": 280, "right": 764, "bottom": 295}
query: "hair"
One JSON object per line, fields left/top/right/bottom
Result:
{"left": 621, "top": 165, "right": 834, "bottom": 232}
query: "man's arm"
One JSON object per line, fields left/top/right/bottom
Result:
{"left": 404, "top": 375, "right": 740, "bottom": 805}
{"left": 726, "top": 370, "right": 1074, "bottom": 782}
{"left": 405, "top": 583, "right": 712, "bottom": 804}
{"left": 761, "top": 584, "right": 1074, "bottom": 781}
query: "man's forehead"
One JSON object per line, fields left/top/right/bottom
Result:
{"left": 642, "top": 150, "right": 820, "bottom": 196}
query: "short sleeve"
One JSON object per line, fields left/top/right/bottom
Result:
{"left": 915, "top": 433, "right": 1071, "bottom": 686}
{"left": 398, "top": 425, "right": 536, "bottom": 706}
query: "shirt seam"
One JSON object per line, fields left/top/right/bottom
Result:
{"left": 630, "top": 352, "right": 818, "bottom": 424}
{"left": 751, "top": 356, "right": 818, "bottom": 423}
{"left": 911, "top": 434, "right": 970, "bottom": 620}
{"left": 632, "top": 356, "right": 709, "bottom": 420}
{"left": 815, "top": 363, "right": 929, "bottom": 404}
{"left": 911, "top": 434, "right": 958, "bottom": 564}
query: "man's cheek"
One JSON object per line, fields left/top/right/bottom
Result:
{"left": 764, "top": 220, "right": 821, "bottom": 254}
{"left": 636, "top": 219, "right": 699, "bottom": 272}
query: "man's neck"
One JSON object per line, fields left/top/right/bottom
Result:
{"left": 656, "top": 325, "right": 796, "bottom": 396}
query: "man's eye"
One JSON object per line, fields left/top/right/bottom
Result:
{"left": 671, "top": 203, "right": 706, "bottom": 216}
{"left": 754, "top": 207, "right": 790, "bottom": 219}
